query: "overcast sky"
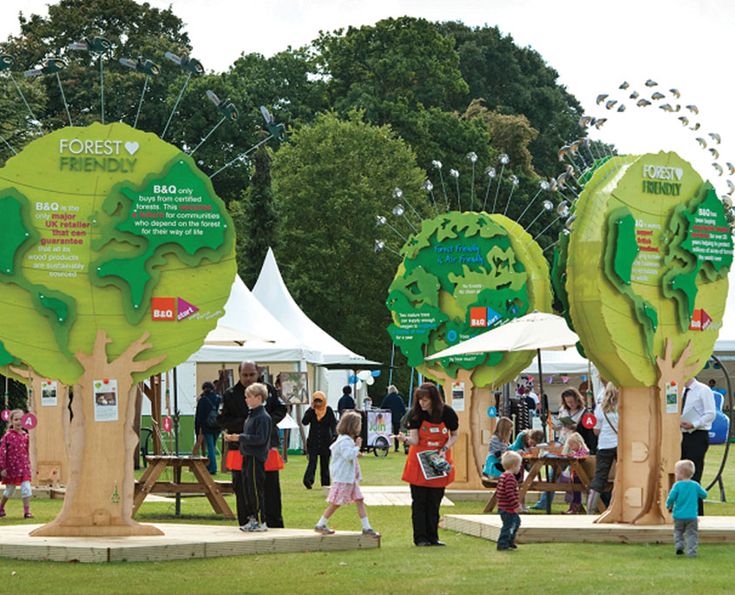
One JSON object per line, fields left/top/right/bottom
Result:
{"left": 1, "top": 0, "right": 734, "bottom": 193}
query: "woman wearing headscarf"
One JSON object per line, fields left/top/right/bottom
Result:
{"left": 302, "top": 391, "right": 337, "bottom": 489}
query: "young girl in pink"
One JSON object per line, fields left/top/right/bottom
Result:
{"left": 0, "top": 410, "right": 33, "bottom": 518}
{"left": 560, "top": 432, "right": 589, "bottom": 514}
{"left": 314, "top": 411, "right": 379, "bottom": 538}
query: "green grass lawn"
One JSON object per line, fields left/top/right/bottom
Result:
{"left": 1, "top": 445, "right": 734, "bottom": 593}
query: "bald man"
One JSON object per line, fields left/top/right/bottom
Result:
{"left": 219, "top": 361, "right": 287, "bottom": 527}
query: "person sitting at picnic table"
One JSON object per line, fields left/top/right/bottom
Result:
{"left": 534, "top": 388, "right": 585, "bottom": 510}
{"left": 558, "top": 431, "right": 590, "bottom": 514}
{"left": 482, "top": 417, "right": 514, "bottom": 478}
{"left": 510, "top": 428, "right": 545, "bottom": 453}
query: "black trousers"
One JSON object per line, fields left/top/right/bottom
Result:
{"left": 232, "top": 468, "right": 248, "bottom": 526}
{"left": 304, "top": 449, "right": 331, "bottom": 487}
{"left": 392, "top": 422, "right": 401, "bottom": 451}
{"left": 264, "top": 470, "right": 284, "bottom": 528}
{"left": 682, "top": 430, "right": 709, "bottom": 516}
{"left": 410, "top": 484, "right": 445, "bottom": 545}
{"left": 242, "top": 455, "right": 266, "bottom": 523}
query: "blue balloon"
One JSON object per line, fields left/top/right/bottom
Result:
{"left": 580, "top": 375, "right": 587, "bottom": 382}
{"left": 371, "top": 370, "right": 381, "bottom": 378}
{"left": 348, "top": 374, "right": 358, "bottom": 384}
{"left": 487, "top": 406, "right": 498, "bottom": 418}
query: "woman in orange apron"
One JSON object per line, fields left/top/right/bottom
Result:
{"left": 398, "top": 383, "right": 459, "bottom": 546}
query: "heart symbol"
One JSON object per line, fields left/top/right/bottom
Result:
{"left": 675, "top": 167, "right": 683, "bottom": 180}
{"left": 125, "top": 141, "right": 139, "bottom": 155}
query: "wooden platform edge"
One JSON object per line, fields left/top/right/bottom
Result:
{"left": 0, "top": 526, "right": 380, "bottom": 563}
{"left": 442, "top": 514, "right": 735, "bottom": 545}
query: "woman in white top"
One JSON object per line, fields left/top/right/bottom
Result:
{"left": 587, "top": 382, "right": 618, "bottom": 513}
{"left": 553, "top": 388, "right": 586, "bottom": 443}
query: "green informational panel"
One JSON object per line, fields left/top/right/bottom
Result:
{"left": 387, "top": 211, "right": 552, "bottom": 387}
{"left": 565, "top": 151, "right": 733, "bottom": 387}
{"left": 0, "top": 122, "right": 236, "bottom": 384}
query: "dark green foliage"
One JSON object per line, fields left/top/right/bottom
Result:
{"left": 0, "top": 375, "right": 28, "bottom": 434}
{"left": 272, "top": 112, "right": 425, "bottom": 362}
{"left": 438, "top": 21, "right": 584, "bottom": 176}
{"left": 231, "top": 147, "right": 278, "bottom": 288}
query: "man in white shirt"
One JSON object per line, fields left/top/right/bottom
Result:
{"left": 681, "top": 378, "right": 716, "bottom": 515}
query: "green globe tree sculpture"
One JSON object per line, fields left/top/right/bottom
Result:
{"left": 387, "top": 210, "right": 551, "bottom": 487}
{"left": 563, "top": 151, "right": 732, "bottom": 524}
{"left": 0, "top": 122, "right": 235, "bottom": 536}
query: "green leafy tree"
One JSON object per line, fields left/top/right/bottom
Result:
{"left": 438, "top": 22, "right": 584, "bottom": 176}
{"left": 231, "top": 146, "right": 278, "bottom": 287}
{"left": 272, "top": 112, "right": 425, "bottom": 361}
{"left": 1, "top": 0, "right": 192, "bottom": 133}
{"left": 315, "top": 17, "right": 468, "bottom": 115}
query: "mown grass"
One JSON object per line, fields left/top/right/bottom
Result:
{"left": 0, "top": 445, "right": 733, "bottom": 594}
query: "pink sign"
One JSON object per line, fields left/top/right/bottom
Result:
{"left": 0, "top": 409, "right": 10, "bottom": 422}
{"left": 581, "top": 412, "right": 597, "bottom": 429}
{"left": 162, "top": 416, "right": 173, "bottom": 433}
{"left": 21, "top": 412, "right": 37, "bottom": 430}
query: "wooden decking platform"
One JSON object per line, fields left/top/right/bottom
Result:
{"left": 0, "top": 524, "right": 379, "bottom": 563}
{"left": 443, "top": 514, "right": 735, "bottom": 544}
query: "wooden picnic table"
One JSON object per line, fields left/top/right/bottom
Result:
{"left": 133, "top": 455, "right": 235, "bottom": 520}
{"left": 482, "top": 455, "right": 606, "bottom": 514}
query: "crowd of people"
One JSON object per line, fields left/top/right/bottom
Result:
{"left": 0, "top": 364, "right": 718, "bottom": 556}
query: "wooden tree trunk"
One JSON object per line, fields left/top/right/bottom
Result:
{"left": 31, "top": 331, "right": 165, "bottom": 537}
{"left": 597, "top": 341, "right": 696, "bottom": 525}
{"left": 431, "top": 370, "right": 488, "bottom": 489}
{"left": 9, "top": 367, "right": 70, "bottom": 487}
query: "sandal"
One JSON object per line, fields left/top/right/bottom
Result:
{"left": 362, "top": 528, "right": 381, "bottom": 538}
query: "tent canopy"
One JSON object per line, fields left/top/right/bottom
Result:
{"left": 520, "top": 349, "right": 590, "bottom": 375}
{"left": 252, "top": 248, "right": 379, "bottom": 367}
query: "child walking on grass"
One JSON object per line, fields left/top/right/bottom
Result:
{"left": 314, "top": 411, "right": 379, "bottom": 538}
{"left": 496, "top": 450, "right": 522, "bottom": 551}
{"left": 0, "top": 410, "right": 33, "bottom": 519}
{"left": 666, "top": 459, "right": 707, "bottom": 558}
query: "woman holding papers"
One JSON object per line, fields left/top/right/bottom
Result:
{"left": 397, "top": 383, "right": 458, "bottom": 547}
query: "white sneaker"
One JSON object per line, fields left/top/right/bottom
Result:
{"left": 251, "top": 522, "right": 268, "bottom": 532}
{"left": 239, "top": 517, "right": 259, "bottom": 532}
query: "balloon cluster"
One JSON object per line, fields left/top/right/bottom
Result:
{"left": 347, "top": 369, "right": 381, "bottom": 390}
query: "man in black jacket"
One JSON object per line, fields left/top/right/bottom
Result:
{"left": 337, "top": 385, "right": 356, "bottom": 415}
{"left": 219, "top": 361, "right": 287, "bottom": 527}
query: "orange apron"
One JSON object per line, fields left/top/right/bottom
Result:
{"left": 401, "top": 419, "right": 454, "bottom": 488}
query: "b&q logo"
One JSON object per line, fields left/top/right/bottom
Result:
{"left": 469, "top": 306, "right": 502, "bottom": 328}
{"left": 689, "top": 308, "right": 712, "bottom": 332}
{"left": 152, "top": 297, "right": 176, "bottom": 321}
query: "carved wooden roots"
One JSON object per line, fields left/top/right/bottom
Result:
{"left": 597, "top": 341, "right": 697, "bottom": 525}
{"left": 31, "top": 331, "right": 165, "bottom": 537}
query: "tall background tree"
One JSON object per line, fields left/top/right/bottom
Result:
{"left": 272, "top": 111, "right": 425, "bottom": 362}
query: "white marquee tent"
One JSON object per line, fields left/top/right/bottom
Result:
{"left": 253, "top": 248, "right": 378, "bottom": 407}
{"left": 253, "top": 248, "right": 378, "bottom": 369}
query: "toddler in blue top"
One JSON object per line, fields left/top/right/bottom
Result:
{"left": 665, "top": 459, "right": 707, "bottom": 557}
